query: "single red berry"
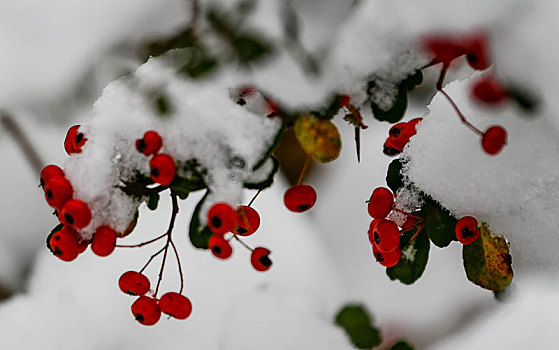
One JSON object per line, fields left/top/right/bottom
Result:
{"left": 368, "top": 219, "right": 381, "bottom": 244}
{"left": 119, "top": 271, "right": 151, "bottom": 296}
{"left": 234, "top": 205, "right": 260, "bottom": 236}
{"left": 40, "top": 165, "right": 64, "bottom": 187}
{"left": 372, "top": 219, "right": 400, "bottom": 253}
{"left": 472, "top": 78, "right": 507, "bottom": 104}
{"left": 250, "top": 247, "right": 272, "bottom": 272}
{"left": 465, "top": 33, "right": 491, "bottom": 71}
{"left": 131, "top": 296, "right": 161, "bottom": 326}
{"left": 91, "top": 225, "right": 117, "bottom": 257}
{"left": 481, "top": 125, "right": 507, "bottom": 155}
{"left": 455, "top": 216, "right": 480, "bottom": 245}
{"left": 401, "top": 215, "right": 419, "bottom": 231}
{"left": 208, "top": 235, "right": 233, "bottom": 259}
{"left": 159, "top": 292, "right": 192, "bottom": 320}
{"left": 149, "top": 153, "right": 176, "bottom": 186}
{"left": 136, "top": 130, "right": 163, "bottom": 156}
{"left": 58, "top": 199, "right": 92, "bottom": 229}
{"left": 64, "top": 125, "right": 79, "bottom": 154}
{"left": 372, "top": 243, "right": 401, "bottom": 267}
{"left": 388, "top": 122, "right": 415, "bottom": 151}
{"left": 207, "top": 202, "right": 236, "bottom": 235}
{"left": 43, "top": 176, "right": 73, "bottom": 209}
{"left": 73, "top": 129, "right": 87, "bottom": 153}
{"left": 422, "top": 36, "right": 465, "bottom": 66}
{"left": 283, "top": 184, "right": 317, "bottom": 213}
{"left": 367, "top": 187, "right": 394, "bottom": 219}
{"left": 48, "top": 226, "right": 80, "bottom": 262}
{"left": 61, "top": 225, "right": 88, "bottom": 254}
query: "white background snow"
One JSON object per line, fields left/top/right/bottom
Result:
{"left": 1, "top": 0, "right": 558, "bottom": 349}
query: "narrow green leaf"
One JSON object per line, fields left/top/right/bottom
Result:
{"left": 463, "top": 222, "right": 513, "bottom": 291}
{"left": 188, "top": 191, "right": 214, "bottom": 249}
{"left": 386, "top": 227, "right": 430, "bottom": 285}
{"left": 390, "top": 340, "right": 414, "bottom": 350}
{"left": 371, "top": 84, "right": 408, "bottom": 123}
{"left": 421, "top": 198, "right": 458, "bottom": 248}
{"left": 147, "top": 191, "right": 160, "bottom": 211}
{"left": 386, "top": 158, "right": 404, "bottom": 193}
{"left": 335, "top": 304, "right": 382, "bottom": 350}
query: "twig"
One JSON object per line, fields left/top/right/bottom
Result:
{"left": 1, "top": 111, "right": 44, "bottom": 174}
{"left": 154, "top": 194, "right": 180, "bottom": 297}
{"left": 296, "top": 154, "right": 311, "bottom": 186}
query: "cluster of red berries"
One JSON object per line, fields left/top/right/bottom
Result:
{"left": 119, "top": 271, "right": 192, "bottom": 326}
{"left": 206, "top": 202, "right": 272, "bottom": 272}
{"left": 383, "top": 118, "right": 422, "bottom": 156}
{"left": 136, "top": 130, "right": 176, "bottom": 186}
{"left": 367, "top": 187, "right": 422, "bottom": 267}
{"left": 455, "top": 216, "right": 480, "bottom": 245}
{"left": 423, "top": 32, "right": 491, "bottom": 71}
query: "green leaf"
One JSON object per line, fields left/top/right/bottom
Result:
{"left": 179, "top": 53, "right": 218, "bottom": 79}
{"left": 335, "top": 304, "right": 382, "bottom": 349}
{"left": 233, "top": 34, "right": 273, "bottom": 64}
{"left": 386, "top": 226, "right": 430, "bottom": 285}
{"left": 294, "top": 114, "right": 342, "bottom": 163}
{"left": 507, "top": 85, "right": 539, "bottom": 114}
{"left": 386, "top": 158, "right": 404, "bottom": 193}
{"left": 370, "top": 83, "right": 408, "bottom": 123}
{"left": 421, "top": 198, "right": 458, "bottom": 248}
{"left": 147, "top": 191, "right": 160, "bottom": 211}
{"left": 244, "top": 156, "right": 279, "bottom": 190}
{"left": 463, "top": 222, "right": 513, "bottom": 291}
{"left": 390, "top": 340, "right": 414, "bottom": 350}
{"left": 188, "top": 191, "right": 214, "bottom": 249}
{"left": 153, "top": 93, "right": 172, "bottom": 116}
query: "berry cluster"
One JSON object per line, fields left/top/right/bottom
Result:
{"left": 136, "top": 130, "right": 177, "bottom": 186}
{"left": 206, "top": 201, "right": 272, "bottom": 272}
{"left": 366, "top": 187, "right": 424, "bottom": 267}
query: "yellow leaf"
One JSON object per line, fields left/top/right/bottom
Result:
{"left": 293, "top": 115, "right": 341, "bottom": 163}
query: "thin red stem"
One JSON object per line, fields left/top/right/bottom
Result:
{"left": 139, "top": 247, "right": 166, "bottom": 274}
{"left": 297, "top": 154, "right": 311, "bottom": 186}
{"left": 154, "top": 194, "right": 180, "bottom": 297}
{"left": 232, "top": 233, "right": 253, "bottom": 252}
{"left": 116, "top": 232, "right": 167, "bottom": 248}
{"left": 438, "top": 89, "right": 484, "bottom": 136}
{"left": 247, "top": 189, "right": 262, "bottom": 207}
{"left": 169, "top": 240, "right": 184, "bottom": 294}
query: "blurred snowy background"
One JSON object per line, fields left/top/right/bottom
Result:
{"left": 1, "top": 0, "right": 559, "bottom": 349}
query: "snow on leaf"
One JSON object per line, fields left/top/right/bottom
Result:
{"left": 294, "top": 114, "right": 341, "bottom": 163}
{"left": 463, "top": 222, "right": 513, "bottom": 291}
{"left": 386, "top": 226, "right": 430, "bottom": 285}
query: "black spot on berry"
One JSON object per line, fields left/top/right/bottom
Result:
{"left": 297, "top": 204, "right": 310, "bottom": 212}
{"left": 135, "top": 313, "right": 145, "bottom": 322}
{"left": 75, "top": 133, "right": 84, "bottom": 145}
{"left": 374, "top": 232, "right": 380, "bottom": 244}
{"left": 462, "top": 228, "right": 474, "bottom": 238}
{"left": 46, "top": 190, "right": 53, "bottom": 199}
{"left": 389, "top": 127, "right": 401, "bottom": 137}
{"left": 126, "top": 290, "right": 137, "bottom": 296}
{"left": 259, "top": 255, "right": 272, "bottom": 267}
{"left": 137, "top": 139, "right": 146, "bottom": 152}
{"left": 64, "top": 213, "right": 74, "bottom": 225}
{"left": 236, "top": 227, "right": 248, "bottom": 234}
{"left": 383, "top": 144, "right": 401, "bottom": 156}
{"left": 151, "top": 167, "right": 160, "bottom": 178}
{"left": 54, "top": 247, "right": 63, "bottom": 256}
{"left": 211, "top": 216, "right": 222, "bottom": 228}
{"left": 236, "top": 98, "right": 246, "bottom": 106}
{"left": 212, "top": 246, "right": 222, "bottom": 254}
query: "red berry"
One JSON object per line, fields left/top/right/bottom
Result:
{"left": 368, "top": 219, "right": 381, "bottom": 244}
{"left": 91, "top": 225, "right": 117, "bottom": 257}
{"left": 159, "top": 292, "right": 192, "bottom": 320}
{"left": 388, "top": 122, "right": 415, "bottom": 151}
{"left": 64, "top": 125, "right": 87, "bottom": 154}
{"left": 455, "top": 216, "right": 480, "bottom": 245}
{"left": 131, "top": 296, "right": 161, "bottom": 326}
{"left": 481, "top": 125, "right": 507, "bottom": 155}
{"left": 207, "top": 202, "right": 236, "bottom": 235}
{"left": 136, "top": 130, "right": 163, "bottom": 156}
{"left": 422, "top": 36, "right": 465, "bottom": 66}
{"left": 367, "top": 187, "right": 394, "bottom": 219}
{"left": 283, "top": 184, "right": 317, "bottom": 213}
{"left": 372, "top": 219, "right": 400, "bottom": 253}
{"left": 401, "top": 215, "right": 419, "bottom": 231}
{"left": 149, "top": 153, "right": 176, "bottom": 186}
{"left": 372, "top": 243, "right": 401, "bottom": 267}
{"left": 208, "top": 235, "right": 233, "bottom": 259}
{"left": 472, "top": 78, "right": 507, "bottom": 104}
{"left": 339, "top": 94, "right": 351, "bottom": 107}
{"left": 383, "top": 139, "right": 402, "bottom": 156}
{"left": 48, "top": 226, "right": 80, "bottom": 262}
{"left": 59, "top": 199, "right": 92, "bottom": 229}
{"left": 250, "top": 247, "right": 272, "bottom": 272}
{"left": 465, "top": 33, "right": 491, "bottom": 71}
{"left": 43, "top": 176, "right": 73, "bottom": 209}
{"left": 119, "top": 271, "right": 151, "bottom": 296}
{"left": 40, "top": 165, "right": 64, "bottom": 187}
{"left": 234, "top": 205, "right": 260, "bottom": 236}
